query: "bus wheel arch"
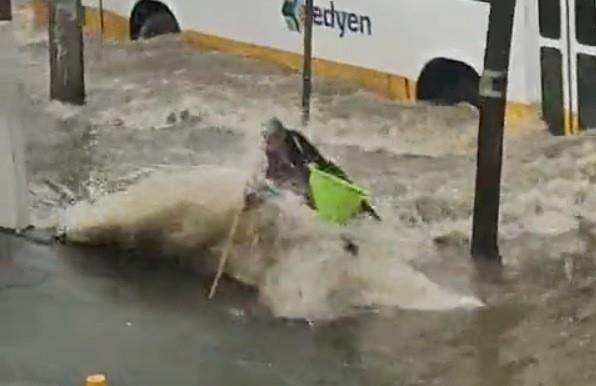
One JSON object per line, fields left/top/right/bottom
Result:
{"left": 130, "top": 0, "right": 180, "bottom": 40}
{"left": 416, "top": 58, "right": 480, "bottom": 108}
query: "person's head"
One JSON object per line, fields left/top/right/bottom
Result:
{"left": 262, "top": 116, "right": 286, "bottom": 138}
{"left": 261, "top": 117, "right": 289, "bottom": 157}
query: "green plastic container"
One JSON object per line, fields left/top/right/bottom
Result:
{"left": 308, "top": 164, "right": 368, "bottom": 224}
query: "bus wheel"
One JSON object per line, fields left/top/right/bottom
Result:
{"left": 417, "top": 58, "right": 480, "bottom": 109}
{"left": 138, "top": 11, "right": 179, "bottom": 39}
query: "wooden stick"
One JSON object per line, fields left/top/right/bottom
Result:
{"left": 208, "top": 209, "right": 241, "bottom": 299}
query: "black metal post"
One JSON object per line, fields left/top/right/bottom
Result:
{"left": 471, "top": 0, "right": 517, "bottom": 262}
{"left": 0, "top": 0, "right": 11, "bottom": 21}
{"left": 301, "top": 0, "right": 313, "bottom": 126}
{"left": 99, "top": 0, "right": 105, "bottom": 37}
{"left": 48, "top": 0, "right": 86, "bottom": 105}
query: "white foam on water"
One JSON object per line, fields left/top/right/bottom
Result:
{"left": 59, "top": 166, "right": 250, "bottom": 248}
{"left": 11, "top": 2, "right": 48, "bottom": 46}
{"left": 58, "top": 164, "right": 484, "bottom": 321}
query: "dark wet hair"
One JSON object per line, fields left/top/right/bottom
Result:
{"left": 262, "top": 117, "right": 287, "bottom": 138}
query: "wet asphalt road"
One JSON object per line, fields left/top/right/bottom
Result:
{"left": 0, "top": 233, "right": 386, "bottom": 386}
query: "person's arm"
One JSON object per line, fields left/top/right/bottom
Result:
{"left": 361, "top": 201, "right": 382, "bottom": 221}
{"left": 288, "top": 130, "right": 350, "bottom": 180}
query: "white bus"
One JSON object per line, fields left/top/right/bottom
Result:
{"left": 29, "top": 0, "right": 596, "bottom": 135}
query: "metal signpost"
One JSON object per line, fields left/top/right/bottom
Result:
{"left": 471, "top": 0, "right": 517, "bottom": 262}
{"left": 301, "top": 0, "right": 313, "bottom": 126}
{"left": 282, "top": 0, "right": 314, "bottom": 126}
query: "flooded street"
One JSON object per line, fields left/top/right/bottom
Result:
{"left": 2, "top": 233, "right": 596, "bottom": 386}
{"left": 4, "top": 5, "right": 596, "bottom": 385}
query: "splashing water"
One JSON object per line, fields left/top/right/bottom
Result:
{"left": 14, "top": 20, "right": 596, "bottom": 321}
{"left": 10, "top": 8, "right": 596, "bottom": 384}
{"left": 59, "top": 163, "right": 484, "bottom": 320}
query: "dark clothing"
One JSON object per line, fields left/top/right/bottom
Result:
{"left": 265, "top": 128, "right": 381, "bottom": 222}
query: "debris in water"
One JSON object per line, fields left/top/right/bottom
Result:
{"left": 165, "top": 112, "right": 176, "bottom": 125}
{"left": 227, "top": 308, "right": 245, "bottom": 318}
{"left": 86, "top": 374, "right": 107, "bottom": 386}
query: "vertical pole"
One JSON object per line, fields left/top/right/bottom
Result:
{"left": 301, "top": 0, "right": 313, "bottom": 126}
{"left": 0, "top": 0, "right": 11, "bottom": 21}
{"left": 48, "top": 0, "right": 86, "bottom": 105}
{"left": 0, "top": 20, "right": 30, "bottom": 232}
{"left": 471, "top": 0, "right": 517, "bottom": 262}
{"left": 99, "top": 0, "right": 105, "bottom": 38}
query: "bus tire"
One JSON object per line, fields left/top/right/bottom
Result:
{"left": 138, "top": 11, "right": 179, "bottom": 39}
{"left": 417, "top": 59, "right": 480, "bottom": 109}
{"left": 452, "top": 67, "right": 480, "bottom": 108}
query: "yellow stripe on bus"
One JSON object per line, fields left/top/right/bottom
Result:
{"left": 564, "top": 110, "right": 579, "bottom": 135}
{"left": 505, "top": 102, "right": 541, "bottom": 130}
{"left": 181, "top": 29, "right": 416, "bottom": 102}
{"left": 30, "top": 0, "right": 47, "bottom": 28}
{"left": 83, "top": 7, "right": 130, "bottom": 42}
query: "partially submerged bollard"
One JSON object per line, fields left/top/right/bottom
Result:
{"left": 48, "top": 0, "right": 86, "bottom": 105}
{"left": 0, "top": 20, "right": 30, "bottom": 232}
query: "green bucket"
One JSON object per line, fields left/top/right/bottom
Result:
{"left": 308, "top": 164, "right": 368, "bottom": 224}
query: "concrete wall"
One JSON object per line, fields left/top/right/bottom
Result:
{"left": 0, "top": 21, "right": 29, "bottom": 231}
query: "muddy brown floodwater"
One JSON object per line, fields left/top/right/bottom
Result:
{"left": 5, "top": 4, "right": 596, "bottom": 384}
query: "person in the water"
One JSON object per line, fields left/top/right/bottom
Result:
{"left": 258, "top": 117, "right": 381, "bottom": 222}
{"left": 242, "top": 117, "right": 380, "bottom": 256}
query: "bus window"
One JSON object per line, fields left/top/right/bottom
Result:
{"left": 539, "top": 0, "right": 560, "bottom": 39}
{"left": 540, "top": 47, "right": 566, "bottom": 135}
{"left": 575, "top": 0, "right": 596, "bottom": 46}
{"left": 577, "top": 53, "right": 596, "bottom": 129}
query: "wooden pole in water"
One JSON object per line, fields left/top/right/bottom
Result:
{"left": 301, "top": 0, "right": 313, "bottom": 126}
{"left": 208, "top": 209, "right": 241, "bottom": 299}
{"left": 48, "top": 0, "right": 86, "bottom": 105}
{"left": 471, "top": 0, "right": 517, "bottom": 262}
{"left": 0, "top": 0, "right": 11, "bottom": 21}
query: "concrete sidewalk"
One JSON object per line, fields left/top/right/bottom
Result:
{"left": 0, "top": 234, "right": 364, "bottom": 386}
